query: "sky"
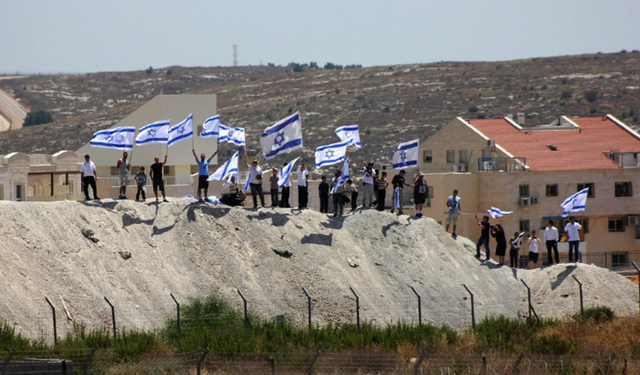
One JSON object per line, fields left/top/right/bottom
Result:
{"left": 1, "top": 0, "right": 639, "bottom": 74}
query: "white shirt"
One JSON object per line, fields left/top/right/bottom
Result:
{"left": 297, "top": 166, "right": 309, "bottom": 187}
{"left": 362, "top": 168, "right": 375, "bottom": 184}
{"left": 81, "top": 161, "right": 96, "bottom": 177}
{"left": 544, "top": 226, "right": 559, "bottom": 242}
{"left": 529, "top": 238, "right": 540, "bottom": 253}
{"left": 564, "top": 222, "right": 582, "bottom": 241}
{"left": 248, "top": 165, "right": 263, "bottom": 184}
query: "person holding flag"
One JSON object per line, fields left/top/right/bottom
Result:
{"left": 244, "top": 152, "right": 266, "bottom": 208}
{"left": 277, "top": 157, "right": 299, "bottom": 208}
{"left": 297, "top": 161, "right": 309, "bottom": 209}
{"left": 390, "top": 170, "right": 413, "bottom": 215}
{"left": 508, "top": 232, "right": 525, "bottom": 268}
{"left": 150, "top": 155, "right": 169, "bottom": 203}
{"left": 116, "top": 151, "right": 131, "bottom": 200}
{"left": 330, "top": 169, "right": 344, "bottom": 217}
{"left": 360, "top": 158, "right": 377, "bottom": 208}
{"left": 193, "top": 148, "right": 219, "bottom": 202}
{"left": 564, "top": 216, "right": 582, "bottom": 263}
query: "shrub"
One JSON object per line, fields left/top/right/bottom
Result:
{"left": 560, "top": 90, "right": 572, "bottom": 99}
{"left": 468, "top": 105, "right": 479, "bottom": 113}
{"left": 145, "top": 66, "right": 153, "bottom": 74}
{"left": 166, "top": 70, "right": 172, "bottom": 76}
{"left": 24, "top": 110, "right": 54, "bottom": 126}
{"left": 561, "top": 78, "right": 568, "bottom": 84}
{"left": 590, "top": 107, "right": 597, "bottom": 114}
{"left": 476, "top": 114, "right": 486, "bottom": 119}
{"left": 541, "top": 84, "right": 548, "bottom": 90}
{"left": 581, "top": 305, "right": 615, "bottom": 323}
{"left": 528, "top": 335, "right": 576, "bottom": 355}
{"left": 324, "top": 62, "right": 335, "bottom": 70}
{"left": 584, "top": 90, "right": 598, "bottom": 103}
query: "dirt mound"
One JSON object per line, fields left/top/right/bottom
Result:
{"left": 0, "top": 200, "right": 636, "bottom": 341}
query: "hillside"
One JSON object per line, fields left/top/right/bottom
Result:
{"left": 0, "top": 52, "right": 639, "bottom": 163}
{"left": 0, "top": 200, "right": 636, "bottom": 342}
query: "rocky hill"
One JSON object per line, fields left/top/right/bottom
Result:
{"left": 1, "top": 52, "right": 639, "bottom": 163}
{"left": 0, "top": 200, "right": 636, "bottom": 342}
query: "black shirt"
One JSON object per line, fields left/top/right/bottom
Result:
{"left": 318, "top": 181, "right": 329, "bottom": 196}
{"left": 491, "top": 226, "right": 507, "bottom": 245}
{"left": 392, "top": 174, "right": 405, "bottom": 189}
{"left": 150, "top": 162, "right": 164, "bottom": 181}
{"left": 481, "top": 221, "right": 491, "bottom": 238}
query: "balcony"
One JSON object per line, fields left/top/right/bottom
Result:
{"left": 477, "top": 157, "right": 526, "bottom": 172}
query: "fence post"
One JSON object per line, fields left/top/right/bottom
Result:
{"left": 605, "top": 251, "right": 608, "bottom": 268}
{"left": 307, "top": 349, "right": 321, "bottom": 375}
{"left": 170, "top": 293, "right": 181, "bottom": 337}
{"left": 196, "top": 347, "right": 210, "bottom": 375}
{"left": 302, "top": 287, "right": 312, "bottom": 330}
{"left": 237, "top": 289, "right": 251, "bottom": 328}
{"left": 349, "top": 287, "right": 360, "bottom": 329}
{"left": 82, "top": 346, "right": 98, "bottom": 375}
{"left": 520, "top": 279, "right": 540, "bottom": 323}
{"left": 571, "top": 275, "right": 584, "bottom": 316}
{"left": 45, "top": 297, "right": 57, "bottom": 344}
{"left": 604, "top": 352, "right": 616, "bottom": 375}
{"left": 481, "top": 353, "right": 488, "bottom": 375}
{"left": 103, "top": 297, "right": 116, "bottom": 339}
{"left": 0, "top": 348, "right": 16, "bottom": 375}
{"left": 632, "top": 261, "right": 640, "bottom": 314}
{"left": 414, "top": 351, "right": 427, "bottom": 375}
{"left": 269, "top": 355, "right": 276, "bottom": 375}
{"left": 462, "top": 284, "right": 475, "bottom": 329}
{"left": 410, "top": 286, "right": 422, "bottom": 326}
{"left": 512, "top": 352, "right": 525, "bottom": 375}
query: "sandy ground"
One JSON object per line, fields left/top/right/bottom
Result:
{"left": 0, "top": 199, "right": 637, "bottom": 342}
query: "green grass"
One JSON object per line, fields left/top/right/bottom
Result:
{"left": 474, "top": 315, "right": 560, "bottom": 353}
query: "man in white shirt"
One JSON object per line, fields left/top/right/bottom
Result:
{"left": 360, "top": 158, "right": 376, "bottom": 207}
{"left": 80, "top": 154, "right": 100, "bottom": 200}
{"left": 544, "top": 220, "right": 559, "bottom": 265}
{"left": 244, "top": 152, "right": 265, "bottom": 208}
{"left": 297, "top": 161, "right": 309, "bottom": 209}
{"left": 564, "top": 216, "right": 582, "bottom": 262}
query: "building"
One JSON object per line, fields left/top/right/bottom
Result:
{"left": 419, "top": 115, "right": 640, "bottom": 265}
{"left": 76, "top": 95, "right": 219, "bottom": 198}
{"left": 0, "top": 150, "right": 83, "bottom": 201}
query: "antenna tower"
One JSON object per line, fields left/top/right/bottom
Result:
{"left": 233, "top": 44, "right": 238, "bottom": 67}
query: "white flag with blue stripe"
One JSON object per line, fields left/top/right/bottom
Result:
{"left": 135, "top": 120, "right": 170, "bottom": 146}
{"left": 168, "top": 114, "right": 194, "bottom": 147}
{"left": 487, "top": 206, "right": 513, "bottom": 219}
{"left": 208, "top": 152, "right": 239, "bottom": 181}
{"left": 244, "top": 171, "right": 251, "bottom": 191}
{"left": 335, "top": 125, "right": 361, "bottom": 148}
{"left": 201, "top": 115, "right": 220, "bottom": 138}
{"left": 260, "top": 112, "right": 303, "bottom": 160}
{"left": 331, "top": 157, "right": 350, "bottom": 194}
{"left": 392, "top": 139, "right": 419, "bottom": 169}
{"left": 90, "top": 126, "right": 136, "bottom": 150}
{"left": 220, "top": 126, "right": 246, "bottom": 146}
{"left": 278, "top": 157, "right": 300, "bottom": 189}
{"left": 561, "top": 188, "right": 589, "bottom": 217}
{"left": 315, "top": 141, "right": 348, "bottom": 168}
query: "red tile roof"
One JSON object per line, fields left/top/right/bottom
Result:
{"left": 468, "top": 116, "right": 640, "bottom": 171}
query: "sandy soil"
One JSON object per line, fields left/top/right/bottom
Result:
{"left": 0, "top": 199, "right": 636, "bottom": 341}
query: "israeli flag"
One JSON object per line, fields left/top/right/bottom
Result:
{"left": 561, "top": 188, "right": 589, "bottom": 217}
{"left": 208, "top": 152, "right": 239, "bottom": 181}
{"left": 315, "top": 141, "right": 348, "bottom": 168}
{"left": 260, "top": 112, "right": 303, "bottom": 160}
{"left": 392, "top": 139, "right": 419, "bottom": 169}
{"left": 135, "top": 120, "right": 170, "bottom": 145}
{"left": 220, "top": 126, "right": 246, "bottom": 146}
{"left": 335, "top": 125, "right": 361, "bottom": 148}
{"left": 168, "top": 114, "right": 193, "bottom": 147}
{"left": 244, "top": 171, "right": 251, "bottom": 191}
{"left": 487, "top": 206, "right": 513, "bottom": 219}
{"left": 201, "top": 115, "right": 220, "bottom": 138}
{"left": 278, "top": 157, "right": 300, "bottom": 189}
{"left": 393, "top": 187, "right": 401, "bottom": 210}
{"left": 90, "top": 126, "right": 136, "bottom": 150}
{"left": 331, "top": 157, "right": 350, "bottom": 194}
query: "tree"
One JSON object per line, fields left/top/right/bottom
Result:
{"left": 468, "top": 105, "right": 479, "bottom": 113}
{"left": 146, "top": 66, "right": 154, "bottom": 74}
{"left": 166, "top": 70, "right": 173, "bottom": 76}
{"left": 309, "top": 61, "right": 319, "bottom": 69}
{"left": 560, "top": 90, "right": 572, "bottom": 99}
{"left": 324, "top": 62, "right": 335, "bottom": 70}
{"left": 584, "top": 90, "right": 598, "bottom": 103}
{"left": 23, "top": 110, "right": 54, "bottom": 126}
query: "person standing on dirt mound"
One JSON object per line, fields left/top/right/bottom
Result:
{"left": 244, "top": 152, "right": 265, "bottom": 208}
{"left": 117, "top": 151, "right": 131, "bottom": 199}
{"left": 330, "top": 169, "right": 344, "bottom": 217}
{"left": 360, "top": 158, "right": 376, "bottom": 208}
{"left": 445, "top": 189, "right": 461, "bottom": 239}
{"left": 318, "top": 175, "right": 329, "bottom": 213}
{"left": 412, "top": 172, "right": 428, "bottom": 217}
{"left": 475, "top": 215, "right": 491, "bottom": 261}
{"left": 297, "top": 161, "right": 309, "bottom": 209}
{"left": 390, "top": 169, "right": 412, "bottom": 215}
{"left": 491, "top": 224, "right": 507, "bottom": 266}
{"left": 150, "top": 155, "right": 168, "bottom": 202}
{"left": 192, "top": 148, "right": 218, "bottom": 202}
{"left": 279, "top": 162, "right": 291, "bottom": 208}
{"left": 81, "top": 154, "right": 100, "bottom": 201}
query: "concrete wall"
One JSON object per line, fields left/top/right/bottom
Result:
{"left": 76, "top": 95, "right": 219, "bottom": 186}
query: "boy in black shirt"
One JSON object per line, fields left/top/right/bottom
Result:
{"left": 318, "top": 175, "right": 329, "bottom": 213}
{"left": 390, "top": 170, "right": 413, "bottom": 215}
{"left": 150, "top": 155, "right": 168, "bottom": 202}
{"left": 475, "top": 215, "right": 491, "bottom": 261}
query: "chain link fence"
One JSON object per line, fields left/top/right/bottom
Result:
{"left": 0, "top": 349, "right": 631, "bottom": 374}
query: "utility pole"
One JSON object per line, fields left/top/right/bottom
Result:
{"left": 233, "top": 44, "right": 238, "bottom": 67}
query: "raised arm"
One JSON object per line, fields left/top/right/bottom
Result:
{"left": 192, "top": 148, "right": 199, "bottom": 163}
{"left": 243, "top": 152, "right": 249, "bottom": 168}
{"left": 162, "top": 154, "right": 168, "bottom": 166}
{"left": 208, "top": 148, "right": 219, "bottom": 162}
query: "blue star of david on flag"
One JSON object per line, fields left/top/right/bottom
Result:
{"left": 176, "top": 126, "right": 185, "bottom": 135}
{"left": 147, "top": 129, "right": 157, "bottom": 137}
{"left": 400, "top": 150, "right": 407, "bottom": 162}
{"left": 274, "top": 132, "right": 285, "bottom": 147}
{"left": 325, "top": 149, "right": 335, "bottom": 159}
{"left": 106, "top": 135, "right": 114, "bottom": 142}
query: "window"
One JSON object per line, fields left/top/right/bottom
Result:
{"left": 546, "top": 184, "right": 558, "bottom": 197}
{"left": 615, "top": 182, "right": 633, "bottom": 197}
{"left": 519, "top": 219, "right": 530, "bottom": 233}
{"left": 519, "top": 184, "right": 530, "bottom": 197}
{"left": 636, "top": 225, "right": 640, "bottom": 240}
{"left": 196, "top": 125, "right": 203, "bottom": 135}
{"left": 423, "top": 150, "right": 432, "bottom": 163}
{"left": 612, "top": 252, "right": 629, "bottom": 267}
{"left": 577, "top": 183, "right": 595, "bottom": 198}
{"left": 110, "top": 167, "right": 119, "bottom": 175}
{"left": 459, "top": 150, "right": 468, "bottom": 164}
{"left": 608, "top": 218, "right": 625, "bottom": 232}
{"left": 446, "top": 150, "right": 455, "bottom": 163}
{"left": 0, "top": 184, "right": 3, "bottom": 200}
{"left": 15, "top": 184, "right": 23, "bottom": 201}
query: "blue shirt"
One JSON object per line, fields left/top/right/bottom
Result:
{"left": 197, "top": 160, "right": 209, "bottom": 176}
{"left": 448, "top": 196, "right": 460, "bottom": 213}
